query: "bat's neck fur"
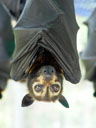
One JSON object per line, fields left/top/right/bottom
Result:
{"left": 30, "top": 47, "right": 63, "bottom": 74}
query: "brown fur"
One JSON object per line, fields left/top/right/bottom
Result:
{"left": 26, "top": 48, "right": 63, "bottom": 75}
{"left": 26, "top": 48, "right": 63, "bottom": 102}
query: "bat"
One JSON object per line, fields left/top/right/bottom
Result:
{"left": 0, "top": 2, "right": 14, "bottom": 98}
{"left": 81, "top": 8, "right": 96, "bottom": 97}
{"left": 10, "top": 0, "right": 81, "bottom": 107}
{"left": 1, "top": 0, "right": 26, "bottom": 19}
{"left": 22, "top": 48, "right": 69, "bottom": 108}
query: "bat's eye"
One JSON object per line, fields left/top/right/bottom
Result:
{"left": 50, "top": 84, "right": 60, "bottom": 92}
{"left": 34, "top": 84, "right": 44, "bottom": 92}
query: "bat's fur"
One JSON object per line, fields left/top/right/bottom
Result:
{"left": 26, "top": 47, "right": 64, "bottom": 102}
{"left": 27, "top": 47, "right": 63, "bottom": 75}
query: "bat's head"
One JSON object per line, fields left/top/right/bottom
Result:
{"left": 28, "top": 65, "right": 63, "bottom": 102}
{"left": 22, "top": 48, "right": 69, "bottom": 108}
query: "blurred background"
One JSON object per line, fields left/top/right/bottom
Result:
{"left": 0, "top": 0, "right": 96, "bottom": 128}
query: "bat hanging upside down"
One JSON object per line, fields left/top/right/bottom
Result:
{"left": 22, "top": 47, "right": 69, "bottom": 108}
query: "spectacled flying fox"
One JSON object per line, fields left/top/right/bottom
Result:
{"left": 22, "top": 47, "right": 69, "bottom": 108}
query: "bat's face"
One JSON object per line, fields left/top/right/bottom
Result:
{"left": 22, "top": 48, "right": 69, "bottom": 108}
{"left": 28, "top": 65, "right": 63, "bottom": 102}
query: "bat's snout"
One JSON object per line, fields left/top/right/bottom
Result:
{"left": 42, "top": 66, "right": 55, "bottom": 78}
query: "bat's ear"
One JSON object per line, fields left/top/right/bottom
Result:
{"left": 59, "top": 95, "right": 69, "bottom": 108}
{"left": 21, "top": 94, "right": 34, "bottom": 107}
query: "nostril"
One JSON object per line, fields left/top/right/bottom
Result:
{"left": 42, "top": 66, "right": 55, "bottom": 76}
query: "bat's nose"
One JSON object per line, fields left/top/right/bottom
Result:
{"left": 42, "top": 66, "right": 55, "bottom": 77}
